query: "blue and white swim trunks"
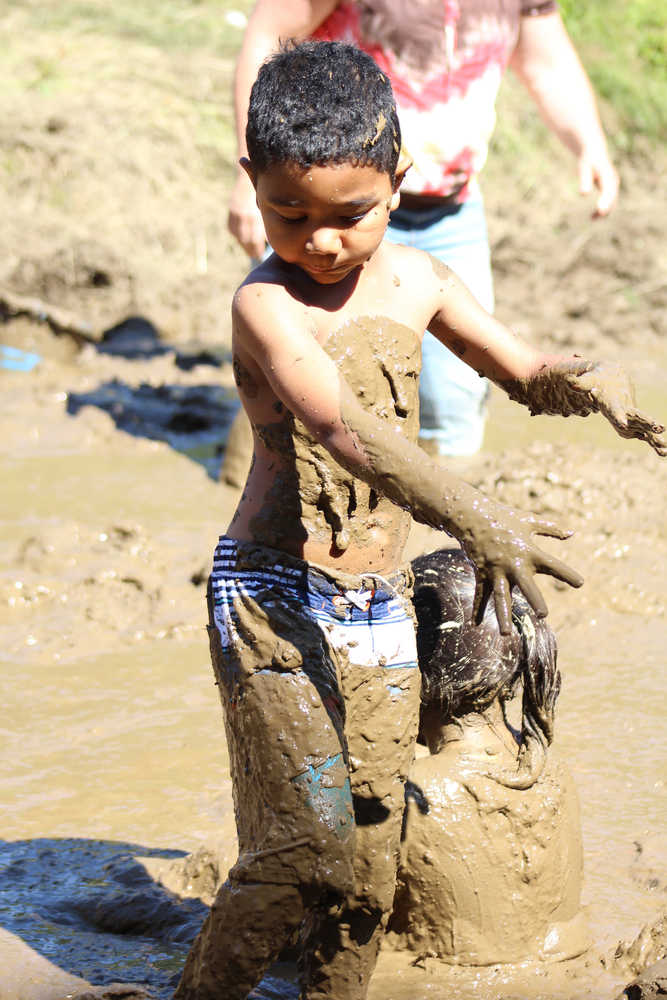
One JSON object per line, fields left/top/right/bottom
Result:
{"left": 208, "top": 536, "right": 419, "bottom": 674}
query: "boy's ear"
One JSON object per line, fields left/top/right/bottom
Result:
{"left": 390, "top": 150, "right": 413, "bottom": 210}
{"left": 240, "top": 156, "right": 257, "bottom": 189}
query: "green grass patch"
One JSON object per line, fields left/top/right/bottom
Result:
{"left": 559, "top": 0, "right": 667, "bottom": 147}
{"left": 490, "top": 0, "right": 666, "bottom": 174}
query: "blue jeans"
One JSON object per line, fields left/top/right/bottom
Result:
{"left": 386, "top": 190, "right": 494, "bottom": 456}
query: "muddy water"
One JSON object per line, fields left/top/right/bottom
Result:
{"left": 1, "top": 338, "right": 665, "bottom": 999}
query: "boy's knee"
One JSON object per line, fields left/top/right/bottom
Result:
{"left": 229, "top": 784, "right": 356, "bottom": 898}
{"left": 290, "top": 760, "right": 357, "bottom": 899}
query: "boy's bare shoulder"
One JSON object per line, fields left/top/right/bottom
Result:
{"left": 381, "top": 239, "right": 450, "bottom": 291}
{"left": 233, "top": 257, "right": 293, "bottom": 309}
{"left": 233, "top": 258, "right": 304, "bottom": 338}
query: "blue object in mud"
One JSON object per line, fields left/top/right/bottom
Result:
{"left": 0, "top": 344, "right": 41, "bottom": 371}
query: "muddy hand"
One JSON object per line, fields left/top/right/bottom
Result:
{"left": 573, "top": 361, "right": 666, "bottom": 456}
{"left": 462, "top": 504, "right": 584, "bottom": 635}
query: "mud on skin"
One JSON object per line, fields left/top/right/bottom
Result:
{"left": 389, "top": 547, "right": 590, "bottom": 965}
{"left": 393, "top": 745, "right": 590, "bottom": 965}
{"left": 248, "top": 316, "right": 420, "bottom": 560}
{"left": 244, "top": 315, "right": 584, "bottom": 634}
{"left": 330, "top": 321, "right": 584, "bottom": 632}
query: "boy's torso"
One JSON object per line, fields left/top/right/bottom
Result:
{"left": 228, "top": 242, "right": 436, "bottom": 575}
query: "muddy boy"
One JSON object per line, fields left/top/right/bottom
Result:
{"left": 174, "top": 40, "right": 664, "bottom": 1000}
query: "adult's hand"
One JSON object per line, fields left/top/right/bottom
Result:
{"left": 578, "top": 147, "right": 619, "bottom": 218}
{"left": 512, "top": 11, "right": 619, "bottom": 219}
{"left": 229, "top": 0, "right": 339, "bottom": 259}
{"left": 228, "top": 170, "right": 267, "bottom": 260}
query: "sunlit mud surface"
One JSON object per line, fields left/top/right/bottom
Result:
{"left": 1, "top": 321, "right": 664, "bottom": 999}
{"left": 2, "top": 4, "right": 665, "bottom": 993}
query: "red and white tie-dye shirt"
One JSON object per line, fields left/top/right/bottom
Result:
{"left": 312, "top": 0, "right": 558, "bottom": 201}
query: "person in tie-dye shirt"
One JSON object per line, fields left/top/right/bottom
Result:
{"left": 226, "top": 0, "right": 618, "bottom": 459}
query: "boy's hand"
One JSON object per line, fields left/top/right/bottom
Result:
{"left": 568, "top": 361, "right": 666, "bottom": 456}
{"left": 459, "top": 502, "right": 584, "bottom": 634}
{"left": 501, "top": 358, "right": 666, "bottom": 456}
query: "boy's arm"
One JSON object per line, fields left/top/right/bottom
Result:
{"left": 235, "top": 285, "right": 584, "bottom": 634}
{"left": 497, "top": 359, "right": 666, "bottom": 456}
{"left": 425, "top": 257, "right": 666, "bottom": 455}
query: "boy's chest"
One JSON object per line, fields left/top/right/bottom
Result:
{"left": 320, "top": 314, "right": 422, "bottom": 430}
{"left": 308, "top": 269, "right": 428, "bottom": 351}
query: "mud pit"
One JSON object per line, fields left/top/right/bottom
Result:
{"left": 2, "top": 287, "right": 665, "bottom": 1000}
{"left": 1, "top": 9, "right": 666, "bottom": 998}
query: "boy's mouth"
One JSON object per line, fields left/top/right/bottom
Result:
{"left": 302, "top": 259, "right": 355, "bottom": 282}
{"left": 308, "top": 265, "right": 339, "bottom": 276}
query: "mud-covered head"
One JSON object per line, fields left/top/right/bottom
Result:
{"left": 246, "top": 40, "right": 402, "bottom": 180}
{"left": 412, "top": 548, "right": 561, "bottom": 787}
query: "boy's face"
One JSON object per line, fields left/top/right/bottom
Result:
{"left": 245, "top": 159, "right": 399, "bottom": 284}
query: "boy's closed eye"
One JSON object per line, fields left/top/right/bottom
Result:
{"left": 275, "top": 212, "right": 307, "bottom": 225}
{"left": 275, "top": 209, "right": 371, "bottom": 226}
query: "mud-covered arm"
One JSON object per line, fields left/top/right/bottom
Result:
{"left": 335, "top": 382, "right": 584, "bottom": 633}
{"left": 234, "top": 286, "right": 583, "bottom": 633}
{"left": 425, "top": 258, "right": 666, "bottom": 456}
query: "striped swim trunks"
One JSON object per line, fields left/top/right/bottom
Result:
{"left": 208, "top": 536, "right": 418, "bottom": 672}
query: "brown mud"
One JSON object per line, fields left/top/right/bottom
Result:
{"left": 247, "top": 316, "right": 419, "bottom": 560}
{"left": 393, "top": 743, "right": 590, "bottom": 964}
{"left": 173, "top": 548, "right": 420, "bottom": 999}
{"left": 3, "top": 284, "right": 665, "bottom": 1000}
{"left": 387, "top": 546, "right": 588, "bottom": 967}
{"left": 1, "top": 13, "right": 666, "bottom": 996}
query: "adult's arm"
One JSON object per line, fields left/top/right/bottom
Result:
{"left": 229, "top": 0, "right": 340, "bottom": 257}
{"left": 510, "top": 10, "right": 619, "bottom": 217}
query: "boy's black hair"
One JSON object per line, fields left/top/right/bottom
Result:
{"left": 246, "top": 40, "right": 401, "bottom": 179}
{"left": 412, "top": 548, "right": 561, "bottom": 789}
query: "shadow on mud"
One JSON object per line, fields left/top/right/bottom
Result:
{"left": 0, "top": 837, "right": 300, "bottom": 998}
{"left": 67, "top": 380, "right": 239, "bottom": 479}
{"left": 0, "top": 837, "right": 201, "bottom": 995}
{"left": 66, "top": 316, "right": 240, "bottom": 480}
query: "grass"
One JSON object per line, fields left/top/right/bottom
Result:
{"left": 1, "top": 0, "right": 663, "bottom": 287}
{"left": 7, "top": 0, "right": 665, "bottom": 153}
{"left": 554, "top": 0, "right": 666, "bottom": 148}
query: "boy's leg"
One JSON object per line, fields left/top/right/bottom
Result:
{"left": 174, "top": 881, "right": 303, "bottom": 1000}
{"left": 174, "top": 545, "right": 355, "bottom": 1000}
{"left": 299, "top": 575, "right": 421, "bottom": 999}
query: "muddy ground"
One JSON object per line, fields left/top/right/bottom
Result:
{"left": 1, "top": 7, "right": 666, "bottom": 1000}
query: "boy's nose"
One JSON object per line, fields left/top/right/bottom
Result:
{"left": 305, "top": 227, "right": 342, "bottom": 255}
